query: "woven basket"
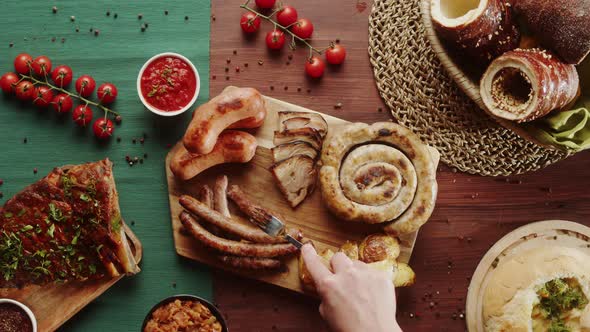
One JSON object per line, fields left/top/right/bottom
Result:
{"left": 368, "top": 0, "right": 569, "bottom": 176}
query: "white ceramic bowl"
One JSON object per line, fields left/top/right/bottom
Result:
{"left": 137, "top": 52, "right": 200, "bottom": 117}
{"left": 0, "top": 298, "right": 37, "bottom": 332}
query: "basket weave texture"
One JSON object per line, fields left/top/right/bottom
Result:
{"left": 368, "top": 0, "right": 569, "bottom": 176}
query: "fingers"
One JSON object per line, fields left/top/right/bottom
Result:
{"left": 301, "top": 243, "right": 332, "bottom": 281}
{"left": 330, "top": 252, "right": 353, "bottom": 273}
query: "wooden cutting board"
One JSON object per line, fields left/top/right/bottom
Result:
{"left": 466, "top": 220, "right": 590, "bottom": 331}
{"left": 0, "top": 224, "right": 142, "bottom": 332}
{"left": 165, "top": 92, "right": 440, "bottom": 294}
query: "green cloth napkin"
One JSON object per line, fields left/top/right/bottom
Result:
{"left": 524, "top": 58, "right": 590, "bottom": 151}
{"left": 0, "top": 1, "right": 212, "bottom": 331}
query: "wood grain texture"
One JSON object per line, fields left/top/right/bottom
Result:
{"left": 0, "top": 225, "right": 142, "bottom": 332}
{"left": 466, "top": 220, "right": 590, "bottom": 332}
{"left": 210, "top": 1, "right": 590, "bottom": 331}
{"left": 166, "top": 93, "right": 439, "bottom": 294}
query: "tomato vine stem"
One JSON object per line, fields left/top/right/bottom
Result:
{"left": 19, "top": 73, "right": 120, "bottom": 117}
{"left": 240, "top": 2, "right": 323, "bottom": 55}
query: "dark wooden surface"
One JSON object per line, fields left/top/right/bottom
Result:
{"left": 210, "top": 0, "right": 590, "bottom": 330}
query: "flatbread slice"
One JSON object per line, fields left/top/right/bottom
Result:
{"left": 0, "top": 159, "right": 139, "bottom": 288}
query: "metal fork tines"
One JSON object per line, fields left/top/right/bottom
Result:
{"left": 251, "top": 215, "right": 303, "bottom": 249}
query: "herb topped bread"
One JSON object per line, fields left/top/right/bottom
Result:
{"left": 483, "top": 246, "right": 590, "bottom": 332}
{"left": 0, "top": 159, "right": 139, "bottom": 288}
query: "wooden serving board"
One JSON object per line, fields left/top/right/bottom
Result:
{"left": 0, "top": 224, "right": 142, "bottom": 332}
{"left": 166, "top": 92, "right": 440, "bottom": 294}
{"left": 466, "top": 220, "right": 590, "bottom": 332}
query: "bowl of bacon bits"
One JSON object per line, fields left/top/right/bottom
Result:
{"left": 137, "top": 52, "right": 200, "bottom": 117}
{"left": 142, "top": 295, "right": 227, "bottom": 332}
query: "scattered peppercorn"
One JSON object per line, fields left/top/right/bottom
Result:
{"left": 94, "top": 30, "right": 100, "bottom": 36}
{"left": 116, "top": 137, "right": 121, "bottom": 143}
{"left": 286, "top": 61, "right": 290, "bottom": 65}
{"left": 33, "top": 168, "right": 38, "bottom": 174}
{"left": 0, "top": 192, "right": 3, "bottom": 198}
{"left": 225, "top": 67, "right": 229, "bottom": 72}
{"left": 9, "top": 42, "right": 14, "bottom": 48}
{"left": 144, "top": 153, "right": 148, "bottom": 159}
{"left": 270, "top": 86, "right": 274, "bottom": 90}
{"left": 258, "top": 60, "right": 264, "bottom": 65}
{"left": 115, "top": 115, "right": 122, "bottom": 124}
{"left": 106, "top": 10, "right": 110, "bottom": 16}
{"left": 141, "top": 26, "right": 146, "bottom": 32}
{"left": 184, "top": 16, "right": 189, "bottom": 20}
{"left": 51, "top": 37, "right": 56, "bottom": 42}
{"left": 334, "top": 102, "right": 343, "bottom": 109}
{"left": 52, "top": 6, "right": 58, "bottom": 13}
{"left": 75, "top": 27, "right": 79, "bottom": 32}
{"left": 132, "top": 138, "right": 136, "bottom": 144}
{"left": 139, "top": 158, "right": 144, "bottom": 164}
{"left": 165, "top": 10, "right": 169, "bottom": 15}
{"left": 70, "top": 16, "right": 75, "bottom": 22}
{"left": 235, "top": 66, "right": 240, "bottom": 72}
{"left": 226, "top": 76, "right": 230, "bottom": 80}
{"left": 90, "top": 28, "right": 93, "bottom": 32}
{"left": 233, "top": 50, "right": 237, "bottom": 55}
{"left": 307, "top": 89, "right": 311, "bottom": 93}
{"left": 297, "top": 87, "right": 302, "bottom": 92}
{"left": 378, "top": 107, "right": 383, "bottom": 112}
{"left": 212, "top": 75, "right": 216, "bottom": 80}
{"left": 226, "top": 58, "right": 231, "bottom": 64}
{"left": 145, "top": 23, "right": 149, "bottom": 28}
{"left": 284, "top": 86, "right": 288, "bottom": 91}
{"left": 288, "top": 54, "right": 293, "bottom": 60}
{"left": 131, "top": 220, "right": 135, "bottom": 226}
{"left": 335, "top": 38, "right": 341, "bottom": 43}
{"left": 138, "top": 13, "right": 143, "bottom": 19}
{"left": 23, "top": 138, "right": 27, "bottom": 144}
{"left": 244, "top": 63, "right": 248, "bottom": 67}
{"left": 140, "top": 138, "right": 145, "bottom": 144}
{"left": 211, "top": 14, "right": 216, "bottom": 21}
{"left": 114, "top": 13, "right": 118, "bottom": 19}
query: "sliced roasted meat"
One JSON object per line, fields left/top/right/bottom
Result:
{"left": 278, "top": 111, "right": 328, "bottom": 138}
{"left": 270, "top": 155, "right": 317, "bottom": 208}
{"left": 273, "top": 128, "right": 322, "bottom": 151}
{"left": 271, "top": 141, "right": 318, "bottom": 163}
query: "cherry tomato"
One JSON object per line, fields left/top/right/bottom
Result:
{"left": 32, "top": 86, "right": 54, "bottom": 108}
{"left": 15, "top": 81, "right": 35, "bottom": 101}
{"left": 93, "top": 118, "right": 114, "bottom": 140}
{"left": 305, "top": 56, "right": 325, "bottom": 78}
{"left": 51, "top": 65, "right": 73, "bottom": 87}
{"left": 255, "top": 0, "right": 275, "bottom": 9}
{"left": 97, "top": 83, "right": 118, "bottom": 104}
{"left": 32, "top": 56, "right": 52, "bottom": 77}
{"left": 240, "top": 12, "right": 261, "bottom": 33}
{"left": 325, "top": 44, "right": 346, "bottom": 65}
{"left": 0, "top": 72, "right": 20, "bottom": 94}
{"left": 265, "top": 30, "right": 286, "bottom": 50}
{"left": 14, "top": 53, "right": 33, "bottom": 75}
{"left": 72, "top": 105, "right": 93, "bottom": 127}
{"left": 277, "top": 6, "right": 298, "bottom": 27}
{"left": 291, "top": 18, "right": 313, "bottom": 39}
{"left": 75, "top": 75, "right": 96, "bottom": 97}
{"left": 51, "top": 94, "right": 73, "bottom": 114}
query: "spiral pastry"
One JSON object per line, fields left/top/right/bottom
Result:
{"left": 319, "top": 122, "right": 438, "bottom": 235}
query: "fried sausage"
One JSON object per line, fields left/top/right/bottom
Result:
{"left": 170, "top": 130, "right": 258, "bottom": 181}
{"left": 200, "top": 185, "right": 214, "bottom": 209}
{"left": 227, "top": 184, "right": 303, "bottom": 240}
{"left": 183, "top": 87, "right": 267, "bottom": 154}
{"left": 180, "top": 212, "right": 297, "bottom": 258}
{"left": 213, "top": 175, "right": 231, "bottom": 218}
{"left": 218, "top": 255, "right": 282, "bottom": 270}
{"left": 228, "top": 109, "right": 266, "bottom": 129}
{"left": 179, "top": 195, "right": 288, "bottom": 244}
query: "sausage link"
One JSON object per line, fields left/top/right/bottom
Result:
{"left": 218, "top": 255, "right": 283, "bottom": 270}
{"left": 179, "top": 195, "right": 287, "bottom": 244}
{"left": 213, "top": 175, "right": 231, "bottom": 218}
{"left": 180, "top": 212, "right": 297, "bottom": 258}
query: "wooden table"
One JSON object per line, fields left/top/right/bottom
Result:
{"left": 210, "top": 0, "right": 590, "bottom": 330}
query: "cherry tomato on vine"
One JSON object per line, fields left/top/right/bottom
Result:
{"left": 265, "top": 30, "right": 286, "bottom": 50}
{"left": 240, "top": 12, "right": 261, "bottom": 33}
{"left": 305, "top": 56, "right": 325, "bottom": 78}
{"left": 325, "top": 44, "right": 346, "bottom": 65}
{"left": 0, "top": 72, "right": 19, "bottom": 94}
{"left": 72, "top": 105, "right": 93, "bottom": 127}
{"left": 255, "top": 0, "right": 275, "bottom": 9}
{"left": 93, "top": 118, "right": 114, "bottom": 140}
{"left": 277, "top": 6, "right": 298, "bottom": 27}
{"left": 32, "top": 86, "right": 54, "bottom": 108}
{"left": 51, "top": 65, "right": 73, "bottom": 87}
{"left": 291, "top": 18, "right": 314, "bottom": 39}
{"left": 32, "top": 56, "right": 52, "bottom": 77}
{"left": 51, "top": 94, "right": 73, "bottom": 114}
{"left": 15, "top": 81, "right": 35, "bottom": 101}
{"left": 75, "top": 75, "right": 96, "bottom": 98}
{"left": 97, "top": 83, "right": 118, "bottom": 104}
{"left": 14, "top": 53, "right": 33, "bottom": 75}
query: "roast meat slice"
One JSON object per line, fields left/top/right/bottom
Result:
{"left": 271, "top": 141, "right": 318, "bottom": 163}
{"left": 270, "top": 155, "right": 317, "bottom": 208}
{"left": 278, "top": 111, "right": 328, "bottom": 137}
{"left": 273, "top": 128, "right": 322, "bottom": 151}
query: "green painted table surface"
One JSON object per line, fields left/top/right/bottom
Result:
{"left": 0, "top": 1, "right": 212, "bottom": 331}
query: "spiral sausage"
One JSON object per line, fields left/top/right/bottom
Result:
{"left": 319, "top": 122, "right": 438, "bottom": 235}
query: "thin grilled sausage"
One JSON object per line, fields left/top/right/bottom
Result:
{"left": 213, "top": 175, "right": 231, "bottom": 218}
{"left": 179, "top": 195, "right": 287, "bottom": 244}
{"left": 218, "top": 255, "right": 283, "bottom": 270}
{"left": 180, "top": 212, "right": 297, "bottom": 258}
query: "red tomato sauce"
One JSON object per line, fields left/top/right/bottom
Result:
{"left": 140, "top": 56, "right": 197, "bottom": 111}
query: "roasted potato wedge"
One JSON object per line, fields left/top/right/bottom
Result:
{"left": 359, "top": 234, "right": 401, "bottom": 263}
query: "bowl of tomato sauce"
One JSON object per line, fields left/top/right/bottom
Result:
{"left": 137, "top": 52, "right": 200, "bottom": 116}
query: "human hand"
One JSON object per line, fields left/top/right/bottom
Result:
{"left": 301, "top": 243, "right": 402, "bottom": 332}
